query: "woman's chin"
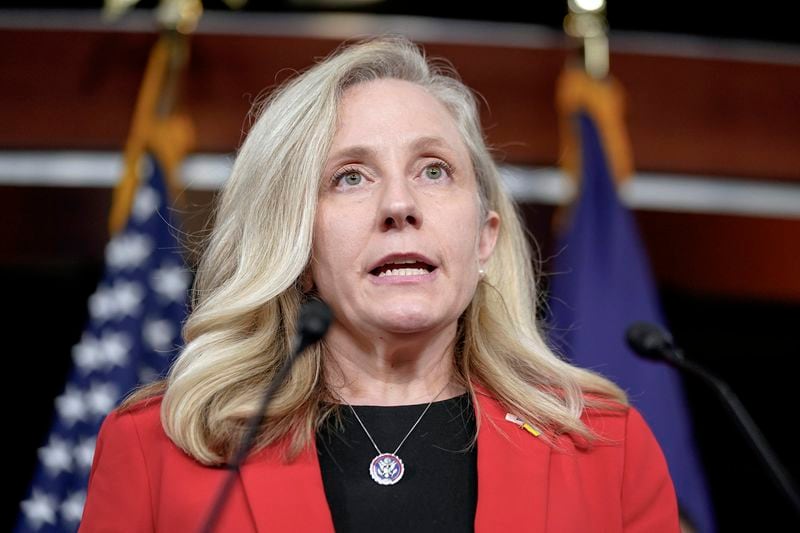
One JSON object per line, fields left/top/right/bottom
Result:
{"left": 368, "top": 308, "right": 442, "bottom": 334}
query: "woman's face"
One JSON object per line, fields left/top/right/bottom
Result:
{"left": 311, "top": 78, "right": 500, "bottom": 337}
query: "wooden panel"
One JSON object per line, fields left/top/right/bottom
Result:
{"left": 637, "top": 211, "right": 800, "bottom": 301}
{"left": 1, "top": 29, "right": 798, "bottom": 181}
{"left": 0, "top": 29, "right": 150, "bottom": 149}
{"left": 615, "top": 53, "right": 800, "bottom": 181}
{"left": 1, "top": 26, "right": 799, "bottom": 301}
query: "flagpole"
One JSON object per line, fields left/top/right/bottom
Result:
{"left": 16, "top": 4, "right": 200, "bottom": 531}
{"left": 552, "top": 2, "right": 717, "bottom": 531}
{"left": 559, "top": 0, "right": 633, "bottom": 188}
{"left": 107, "top": 0, "right": 198, "bottom": 236}
{"left": 564, "top": 0, "right": 609, "bottom": 80}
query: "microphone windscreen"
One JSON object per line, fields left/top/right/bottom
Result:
{"left": 298, "top": 298, "right": 333, "bottom": 343}
{"left": 625, "top": 321, "right": 673, "bottom": 361}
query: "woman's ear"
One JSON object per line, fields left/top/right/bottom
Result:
{"left": 478, "top": 210, "right": 501, "bottom": 264}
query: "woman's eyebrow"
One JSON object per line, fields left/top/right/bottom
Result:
{"left": 326, "top": 136, "right": 457, "bottom": 165}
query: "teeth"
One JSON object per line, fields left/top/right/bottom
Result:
{"left": 378, "top": 268, "right": 429, "bottom": 277}
{"left": 383, "top": 259, "right": 418, "bottom": 267}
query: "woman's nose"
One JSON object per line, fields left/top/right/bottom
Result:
{"left": 378, "top": 174, "right": 422, "bottom": 231}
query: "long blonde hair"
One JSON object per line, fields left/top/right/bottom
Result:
{"left": 123, "top": 35, "right": 627, "bottom": 465}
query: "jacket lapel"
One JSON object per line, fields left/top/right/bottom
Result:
{"left": 474, "top": 385, "right": 551, "bottom": 531}
{"left": 239, "top": 437, "right": 335, "bottom": 532}
{"left": 238, "top": 384, "right": 551, "bottom": 532}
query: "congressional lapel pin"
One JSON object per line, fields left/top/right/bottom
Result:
{"left": 505, "top": 413, "right": 541, "bottom": 437}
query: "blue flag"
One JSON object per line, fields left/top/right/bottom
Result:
{"left": 549, "top": 112, "right": 716, "bottom": 532}
{"left": 15, "top": 155, "right": 190, "bottom": 532}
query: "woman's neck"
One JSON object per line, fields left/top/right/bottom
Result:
{"left": 322, "top": 320, "right": 464, "bottom": 406}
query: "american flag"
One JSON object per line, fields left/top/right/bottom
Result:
{"left": 15, "top": 155, "right": 190, "bottom": 532}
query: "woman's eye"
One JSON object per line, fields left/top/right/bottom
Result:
{"left": 342, "top": 172, "right": 362, "bottom": 186}
{"left": 424, "top": 165, "right": 444, "bottom": 180}
{"left": 423, "top": 162, "right": 453, "bottom": 181}
{"left": 333, "top": 169, "right": 363, "bottom": 187}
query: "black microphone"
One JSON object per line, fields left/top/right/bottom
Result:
{"left": 200, "top": 298, "right": 333, "bottom": 533}
{"left": 625, "top": 321, "right": 684, "bottom": 365}
{"left": 625, "top": 321, "right": 800, "bottom": 517}
{"left": 293, "top": 297, "right": 334, "bottom": 353}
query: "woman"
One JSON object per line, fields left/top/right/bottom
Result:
{"left": 80, "top": 36, "right": 679, "bottom": 532}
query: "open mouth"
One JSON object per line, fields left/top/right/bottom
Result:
{"left": 369, "top": 261, "right": 437, "bottom": 278}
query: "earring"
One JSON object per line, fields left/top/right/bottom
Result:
{"left": 478, "top": 267, "right": 485, "bottom": 279}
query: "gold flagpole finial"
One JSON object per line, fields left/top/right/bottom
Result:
{"left": 107, "top": 0, "right": 198, "bottom": 235}
{"left": 103, "top": 0, "right": 204, "bottom": 34}
{"left": 555, "top": 0, "right": 634, "bottom": 216}
{"left": 564, "top": 0, "right": 609, "bottom": 80}
{"left": 102, "top": 0, "right": 140, "bottom": 21}
{"left": 155, "top": 0, "right": 203, "bottom": 34}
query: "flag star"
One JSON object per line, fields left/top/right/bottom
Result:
{"left": 61, "top": 490, "right": 86, "bottom": 525}
{"left": 74, "top": 437, "right": 96, "bottom": 472}
{"left": 88, "top": 285, "right": 116, "bottom": 322}
{"left": 106, "top": 232, "right": 154, "bottom": 270}
{"left": 26, "top": 157, "right": 189, "bottom": 533}
{"left": 138, "top": 366, "right": 159, "bottom": 384}
{"left": 55, "top": 385, "right": 88, "bottom": 427}
{"left": 85, "top": 382, "right": 119, "bottom": 417}
{"left": 72, "top": 334, "right": 103, "bottom": 375}
{"left": 143, "top": 319, "right": 175, "bottom": 352}
{"left": 99, "top": 331, "right": 130, "bottom": 368}
{"left": 113, "top": 280, "right": 144, "bottom": 317}
{"left": 150, "top": 263, "right": 190, "bottom": 303}
{"left": 38, "top": 435, "right": 73, "bottom": 476}
{"left": 132, "top": 186, "right": 160, "bottom": 223}
{"left": 20, "top": 489, "right": 58, "bottom": 529}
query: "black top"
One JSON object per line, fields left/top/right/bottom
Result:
{"left": 316, "top": 392, "right": 477, "bottom": 533}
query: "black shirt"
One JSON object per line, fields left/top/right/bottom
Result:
{"left": 316, "top": 392, "right": 477, "bottom": 533}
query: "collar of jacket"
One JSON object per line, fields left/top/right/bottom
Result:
{"left": 238, "top": 382, "right": 551, "bottom": 532}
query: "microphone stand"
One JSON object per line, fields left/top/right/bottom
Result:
{"left": 628, "top": 323, "right": 800, "bottom": 518}
{"left": 199, "top": 299, "right": 332, "bottom": 533}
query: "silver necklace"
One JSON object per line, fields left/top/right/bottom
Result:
{"left": 343, "top": 382, "right": 450, "bottom": 486}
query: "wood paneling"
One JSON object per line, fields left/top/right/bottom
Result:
{"left": 638, "top": 211, "right": 800, "bottom": 302}
{"left": 3, "top": 29, "right": 798, "bottom": 180}
{"left": 1, "top": 26, "right": 798, "bottom": 300}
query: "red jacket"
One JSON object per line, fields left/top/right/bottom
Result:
{"left": 80, "top": 386, "right": 679, "bottom": 532}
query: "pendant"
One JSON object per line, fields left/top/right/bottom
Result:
{"left": 369, "top": 453, "right": 405, "bottom": 485}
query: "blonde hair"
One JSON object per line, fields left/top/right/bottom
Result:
{"left": 123, "top": 35, "right": 627, "bottom": 465}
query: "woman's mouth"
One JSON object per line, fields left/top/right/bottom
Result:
{"left": 368, "top": 261, "right": 438, "bottom": 284}
{"left": 370, "top": 261, "right": 436, "bottom": 277}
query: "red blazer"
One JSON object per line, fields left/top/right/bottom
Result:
{"left": 80, "top": 386, "right": 680, "bottom": 532}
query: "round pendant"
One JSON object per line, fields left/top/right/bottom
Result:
{"left": 369, "top": 453, "right": 404, "bottom": 485}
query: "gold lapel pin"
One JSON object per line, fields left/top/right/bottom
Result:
{"left": 505, "top": 413, "right": 541, "bottom": 437}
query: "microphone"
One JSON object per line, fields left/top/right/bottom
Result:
{"left": 200, "top": 298, "right": 333, "bottom": 533}
{"left": 293, "top": 297, "right": 334, "bottom": 353}
{"left": 625, "top": 321, "right": 684, "bottom": 365}
{"left": 625, "top": 321, "right": 800, "bottom": 517}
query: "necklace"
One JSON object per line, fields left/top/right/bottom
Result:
{"left": 342, "top": 382, "right": 450, "bottom": 486}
